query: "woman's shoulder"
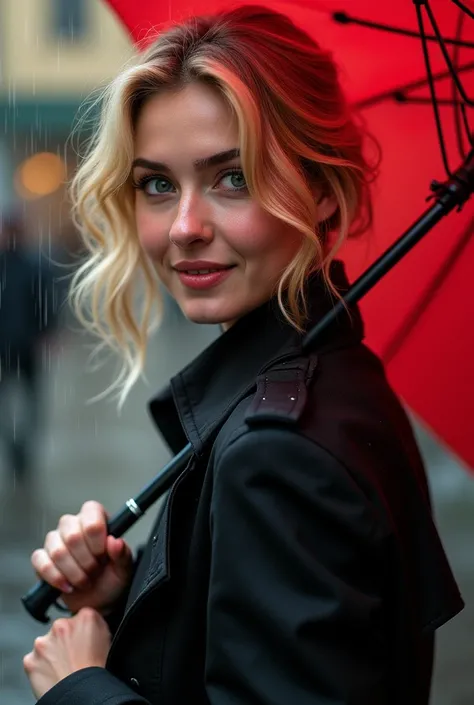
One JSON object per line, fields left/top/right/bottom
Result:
{"left": 208, "top": 342, "right": 463, "bottom": 639}
{"left": 212, "top": 340, "right": 426, "bottom": 510}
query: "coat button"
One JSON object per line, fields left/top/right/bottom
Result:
{"left": 130, "top": 677, "right": 140, "bottom": 690}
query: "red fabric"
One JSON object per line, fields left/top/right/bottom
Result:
{"left": 105, "top": 0, "right": 474, "bottom": 470}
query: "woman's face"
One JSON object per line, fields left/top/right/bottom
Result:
{"left": 133, "top": 82, "right": 304, "bottom": 328}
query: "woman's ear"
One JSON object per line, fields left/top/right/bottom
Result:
{"left": 315, "top": 190, "right": 338, "bottom": 224}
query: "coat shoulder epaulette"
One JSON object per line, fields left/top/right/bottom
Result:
{"left": 244, "top": 354, "right": 318, "bottom": 427}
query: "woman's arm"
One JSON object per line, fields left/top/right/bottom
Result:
{"left": 206, "top": 427, "right": 391, "bottom": 705}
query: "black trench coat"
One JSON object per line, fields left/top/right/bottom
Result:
{"left": 38, "top": 262, "right": 463, "bottom": 705}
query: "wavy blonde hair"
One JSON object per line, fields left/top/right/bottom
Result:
{"left": 70, "top": 4, "right": 379, "bottom": 405}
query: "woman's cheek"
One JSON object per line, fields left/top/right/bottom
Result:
{"left": 136, "top": 211, "right": 166, "bottom": 259}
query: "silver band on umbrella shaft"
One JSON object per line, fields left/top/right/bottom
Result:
{"left": 126, "top": 498, "right": 143, "bottom": 517}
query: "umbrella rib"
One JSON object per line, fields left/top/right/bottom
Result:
{"left": 333, "top": 12, "right": 474, "bottom": 49}
{"left": 424, "top": 2, "right": 474, "bottom": 108}
{"left": 355, "top": 62, "right": 474, "bottom": 109}
{"left": 382, "top": 217, "right": 474, "bottom": 365}
{"left": 415, "top": 3, "right": 452, "bottom": 177}
{"left": 394, "top": 96, "right": 466, "bottom": 106}
{"left": 459, "top": 103, "right": 473, "bottom": 148}
{"left": 450, "top": 0, "right": 474, "bottom": 21}
{"left": 452, "top": 11, "right": 468, "bottom": 158}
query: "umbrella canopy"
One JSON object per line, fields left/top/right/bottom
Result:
{"left": 104, "top": 0, "right": 474, "bottom": 470}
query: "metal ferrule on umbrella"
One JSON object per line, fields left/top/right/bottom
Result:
{"left": 21, "top": 0, "right": 474, "bottom": 623}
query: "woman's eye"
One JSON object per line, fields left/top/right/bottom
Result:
{"left": 219, "top": 170, "right": 247, "bottom": 191}
{"left": 145, "top": 178, "right": 173, "bottom": 195}
{"left": 133, "top": 176, "right": 173, "bottom": 196}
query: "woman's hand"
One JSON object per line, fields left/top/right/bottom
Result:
{"left": 23, "top": 607, "right": 111, "bottom": 699}
{"left": 30, "top": 500, "right": 134, "bottom": 614}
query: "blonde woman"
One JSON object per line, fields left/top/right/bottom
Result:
{"left": 24, "top": 6, "right": 463, "bottom": 705}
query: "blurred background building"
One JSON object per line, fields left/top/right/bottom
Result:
{"left": 0, "top": 2, "right": 473, "bottom": 705}
{"left": 0, "top": 0, "right": 133, "bottom": 243}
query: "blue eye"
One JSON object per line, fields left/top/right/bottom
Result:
{"left": 219, "top": 170, "right": 247, "bottom": 191}
{"left": 142, "top": 177, "right": 173, "bottom": 195}
{"left": 133, "top": 175, "right": 174, "bottom": 196}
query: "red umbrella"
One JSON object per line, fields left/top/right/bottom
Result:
{"left": 104, "top": 0, "right": 474, "bottom": 470}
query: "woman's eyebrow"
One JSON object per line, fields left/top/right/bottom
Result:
{"left": 132, "top": 148, "right": 240, "bottom": 172}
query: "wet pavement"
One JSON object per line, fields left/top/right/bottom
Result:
{"left": 0, "top": 311, "right": 473, "bottom": 704}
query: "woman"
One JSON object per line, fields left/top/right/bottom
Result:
{"left": 24, "top": 5, "right": 463, "bottom": 704}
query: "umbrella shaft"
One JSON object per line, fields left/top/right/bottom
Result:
{"left": 303, "top": 201, "right": 446, "bottom": 351}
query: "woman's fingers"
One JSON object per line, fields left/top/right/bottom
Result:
{"left": 31, "top": 502, "right": 113, "bottom": 595}
{"left": 79, "top": 501, "right": 109, "bottom": 559}
{"left": 35, "top": 524, "right": 93, "bottom": 590}
{"left": 57, "top": 514, "right": 100, "bottom": 577}
{"left": 30, "top": 548, "right": 74, "bottom": 594}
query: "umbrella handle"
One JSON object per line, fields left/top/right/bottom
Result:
{"left": 21, "top": 445, "right": 192, "bottom": 622}
{"left": 21, "top": 148, "right": 474, "bottom": 623}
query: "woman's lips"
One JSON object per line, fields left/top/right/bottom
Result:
{"left": 176, "top": 266, "right": 235, "bottom": 290}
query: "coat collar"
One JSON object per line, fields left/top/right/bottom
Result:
{"left": 149, "top": 260, "right": 364, "bottom": 456}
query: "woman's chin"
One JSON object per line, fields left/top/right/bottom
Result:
{"left": 178, "top": 301, "right": 239, "bottom": 327}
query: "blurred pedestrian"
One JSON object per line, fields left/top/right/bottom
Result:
{"left": 0, "top": 212, "right": 60, "bottom": 481}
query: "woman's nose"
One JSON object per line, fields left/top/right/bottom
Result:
{"left": 168, "top": 193, "right": 213, "bottom": 247}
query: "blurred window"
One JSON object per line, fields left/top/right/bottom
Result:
{"left": 52, "top": 0, "right": 89, "bottom": 41}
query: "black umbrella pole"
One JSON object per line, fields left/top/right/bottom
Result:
{"left": 21, "top": 444, "right": 193, "bottom": 623}
{"left": 303, "top": 150, "right": 474, "bottom": 352}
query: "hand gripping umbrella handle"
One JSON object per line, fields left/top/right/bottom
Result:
{"left": 21, "top": 445, "right": 193, "bottom": 623}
